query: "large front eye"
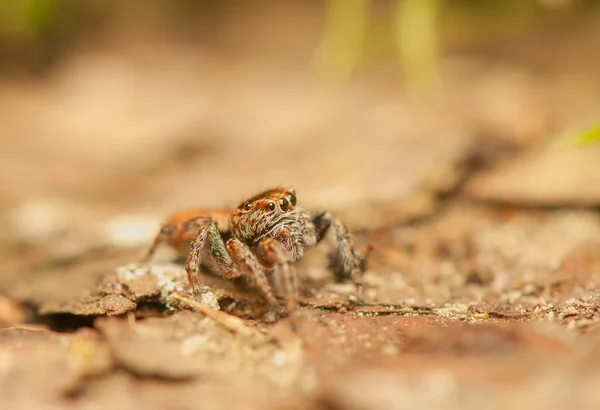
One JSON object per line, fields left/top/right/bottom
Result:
{"left": 268, "top": 202, "right": 276, "bottom": 211}
{"left": 279, "top": 197, "right": 289, "bottom": 211}
{"left": 244, "top": 202, "right": 252, "bottom": 211}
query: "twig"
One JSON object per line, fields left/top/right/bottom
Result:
{"left": 170, "top": 293, "right": 255, "bottom": 337}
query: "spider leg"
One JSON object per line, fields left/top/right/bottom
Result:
{"left": 184, "top": 219, "right": 234, "bottom": 297}
{"left": 143, "top": 219, "right": 196, "bottom": 262}
{"left": 312, "top": 212, "right": 364, "bottom": 303}
{"left": 256, "top": 237, "right": 298, "bottom": 329}
{"left": 185, "top": 223, "right": 281, "bottom": 315}
{"left": 312, "top": 211, "right": 333, "bottom": 244}
{"left": 225, "top": 238, "right": 279, "bottom": 309}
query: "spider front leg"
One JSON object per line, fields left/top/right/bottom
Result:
{"left": 256, "top": 237, "right": 299, "bottom": 329}
{"left": 185, "top": 222, "right": 281, "bottom": 313}
{"left": 224, "top": 238, "right": 280, "bottom": 311}
{"left": 184, "top": 218, "right": 233, "bottom": 297}
{"left": 312, "top": 212, "right": 365, "bottom": 303}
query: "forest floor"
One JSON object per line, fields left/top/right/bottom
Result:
{"left": 2, "top": 7, "right": 600, "bottom": 410}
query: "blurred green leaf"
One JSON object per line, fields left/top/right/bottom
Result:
{"left": 572, "top": 124, "right": 600, "bottom": 145}
{"left": 21, "top": 0, "right": 57, "bottom": 30}
{"left": 312, "top": 0, "right": 442, "bottom": 96}
{"left": 312, "top": 0, "right": 369, "bottom": 82}
{"left": 394, "top": 0, "right": 441, "bottom": 98}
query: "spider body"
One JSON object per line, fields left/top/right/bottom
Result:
{"left": 144, "top": 187, "right": 367, "bottom": 328}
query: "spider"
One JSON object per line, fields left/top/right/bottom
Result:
{"left": 142, "top": 187, "right": 369, "bottom": 327}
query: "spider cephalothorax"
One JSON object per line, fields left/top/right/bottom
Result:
{"left": 232, "top": 189, "right": 300, "bottom": 245}
{"left": 143, "top": 187, "right": 368, "bottom": 328}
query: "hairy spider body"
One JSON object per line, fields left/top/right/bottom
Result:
{"left": 143, "top": 187, "right": 367, "bottom": 328}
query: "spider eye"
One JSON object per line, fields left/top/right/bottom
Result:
{"left": 289, "top": 192, "right": 297, "bottom": 206}
{"left": 244, "top": 202, "right": 252, "bottom": 211}
{"left": 268, "top": 202, "right": 276, "bottom": 211}
{"left": 279, "top": 197, "right": 289, "bottom": 211}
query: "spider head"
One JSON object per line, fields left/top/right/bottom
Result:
{"left": 231, "top": 187, "right": 298, "bottom": 244}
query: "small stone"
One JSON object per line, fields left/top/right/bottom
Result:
{"left": 199, "top": 291, "right": 220, "bottom": 311}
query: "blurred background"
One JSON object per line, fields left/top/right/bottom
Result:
{"left": 1, "top": 0, "right": 600, "bottom": 230}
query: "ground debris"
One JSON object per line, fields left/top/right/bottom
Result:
{"left": 39, "top": 293, "right": 137, "bottom": 316}
{"left": 37, "top": 263, "right": 251, "bottom": 319}
{"left": 0, "top": 327, "right": 112, "bottom": 402}
{"left": 94, "top": 311, "right": 304, "bottom": 385}
{"left": 169, "top": 293, "right": 256, "bottom": 337}
{"left": 317, "top": 356, "right": 600, "bottom": 410}
{"left": 536, "top": 294, "right": 600, "bottom": 330}
{"left": 68, "top": 371, "right": 291, "bottom": 410}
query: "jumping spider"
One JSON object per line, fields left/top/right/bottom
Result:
{"left": 143, "top": 187, "right": 369, "bottom": 327}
